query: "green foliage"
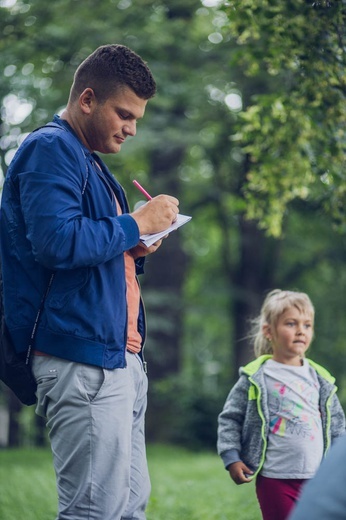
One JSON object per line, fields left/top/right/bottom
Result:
{"left": 0, "top": 446, "right": 261, "bottom": 520}
{"left": 222, "top": 0, "right": 346, "bottom": 235}
{"left": 148, "top": 375, "right": 226, "bottom": 449}
{"left": 276, "top": 206, "right": 346, "bottom": 409}
{"left": 2, "top": 0, "right": 346, "bottom": 235}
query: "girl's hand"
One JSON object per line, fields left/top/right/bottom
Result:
{"left": 228, "top": 461, "right": 254, "bottom": 485}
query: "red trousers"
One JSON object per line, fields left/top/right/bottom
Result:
{"left": 256, "top": 475, "right": 308, "bottom": 520}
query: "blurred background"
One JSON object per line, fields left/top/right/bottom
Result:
{"left": 1, "top": 0, "right": 345, "bottom": 451}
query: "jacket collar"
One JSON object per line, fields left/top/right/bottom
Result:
{"left": 241, "top": 354, "right": 335, "bottom": 384}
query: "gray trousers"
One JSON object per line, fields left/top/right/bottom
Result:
{"left": 32, "top": 351, "right": 151, "bottom": 520}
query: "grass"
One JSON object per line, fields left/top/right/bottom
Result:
{"left": 0, "top": 444, "right": 261, "bottom": 520}
{"left": 146, "top": 445, "right": 261, "bottom": 520}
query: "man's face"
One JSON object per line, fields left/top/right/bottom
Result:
{"left": 82, "top": 86, "right": 148, "bottom": 154}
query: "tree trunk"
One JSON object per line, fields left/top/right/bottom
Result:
{"left": 232, "top": 218, "right": 280, "bottom": 376}
{"left": 140, "top": 145, "right": 189, "bottom": 440}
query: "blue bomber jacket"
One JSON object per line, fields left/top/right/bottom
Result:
{"left": 217, "top": 355, "right": 346, "bottom": 477}
{"left": 0, "top": 116, "right": 145, "bottom": 369}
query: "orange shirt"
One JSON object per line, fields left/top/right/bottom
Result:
{"left": 123, "top": 250, "right": 142, "bottom": 354}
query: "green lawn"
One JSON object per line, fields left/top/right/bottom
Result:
{"left": 0, "top": 444, "right": 261, "bottom": 520}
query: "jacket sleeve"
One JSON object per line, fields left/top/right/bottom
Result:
{"left": 330, "top": 393, "right": 346, "bottom": 443}
{"left": 217, "top": 375, "right": 249, "bottom": 469}
{"left": 16, "top": 133, "right": 139, "bottom": 270}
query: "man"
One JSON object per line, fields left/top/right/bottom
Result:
{"left": 289, "top": 434, "right": 346, "bottom": 520}
{"left": 0, "top": 44, "right": 179, "bottom": 519}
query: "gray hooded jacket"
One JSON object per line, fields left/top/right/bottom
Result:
{"left": 217, "top": 355, "right": 345, "bottom": 476}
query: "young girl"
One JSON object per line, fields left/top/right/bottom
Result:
{"left": 217, "top": 289, "right": 345, "bottom": 520}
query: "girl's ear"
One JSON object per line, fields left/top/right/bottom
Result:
{"left": 262, "top": 324, "right": 272, "bottom": 342}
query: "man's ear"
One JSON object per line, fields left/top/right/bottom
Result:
{"left": 79, "top": 88, "right": 96, "bottom": 114}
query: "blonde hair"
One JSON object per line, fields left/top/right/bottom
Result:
{"left": 253, "top": 289, "right": 315, "bottom": 358}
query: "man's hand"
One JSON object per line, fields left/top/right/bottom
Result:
{"left": 228, "top": 461, "right": 254, "bottom": 485}
{"left": 130, "top": 194, "right": 179, "bottom": 236}
{"left": 131, "top": 239, "right": 164, "bottom": 259}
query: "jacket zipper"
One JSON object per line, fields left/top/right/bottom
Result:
{"left": 249, "top": 376, "right": 268, "bottom": 477}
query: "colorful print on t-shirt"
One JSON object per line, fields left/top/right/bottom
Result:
{"left": 269, "top": 378, "right": 321, "bottom": 440}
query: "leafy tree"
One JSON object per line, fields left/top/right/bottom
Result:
{"left": 220, "top": 0, "right": 346, "bottom": 236}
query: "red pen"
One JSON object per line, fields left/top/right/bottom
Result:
{"left": 133, "top": 180, "right": 152, "bottom": 200}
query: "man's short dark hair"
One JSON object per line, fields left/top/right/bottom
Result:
{"left": 70, "top": 44, "right": 156, "bottom": 103}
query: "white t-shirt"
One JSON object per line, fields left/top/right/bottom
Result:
{"left": 261, "top": 359, "right": 324, "bottom": 479}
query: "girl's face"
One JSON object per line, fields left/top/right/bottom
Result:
{"left": 264, "top": 306, "right": 314, "bottom": 366}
